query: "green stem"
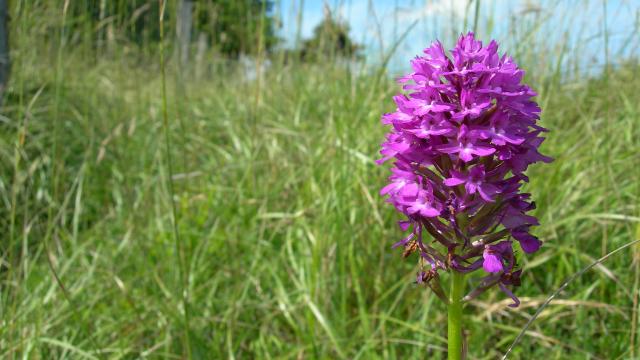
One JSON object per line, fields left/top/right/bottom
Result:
{"left": 448, "top": 272, "right": 465, "bottom": 360}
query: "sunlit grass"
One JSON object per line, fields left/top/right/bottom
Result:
{"left": 1, "top": 1, "right": 639, "bottom": 359}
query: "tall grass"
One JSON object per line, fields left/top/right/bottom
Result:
{"left": 1, "top": 0, "right": 639, "bottom": 359}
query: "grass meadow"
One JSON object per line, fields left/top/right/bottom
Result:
{"left": 1, "top": 0, "right": 640, "bottom": 359}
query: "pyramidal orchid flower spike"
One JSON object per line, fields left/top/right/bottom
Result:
{"left": 377, "top": 33, "right": 552, "bottom": 359}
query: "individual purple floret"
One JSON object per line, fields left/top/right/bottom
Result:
{"left": 378, "top": 32, "right": 552, "bottom": 307}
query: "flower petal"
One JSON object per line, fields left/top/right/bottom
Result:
{"left": 443, "top": 177, "right": 465, "bottom": 186}
{"left": 512, "top": 230, "right": 542, "bottom": 253}
{"left": 483, "top": 251, "right": 503, "bottom": 273}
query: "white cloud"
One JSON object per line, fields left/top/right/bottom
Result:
{"left": 395, "top": 0, "right": 469, "bottom": 22}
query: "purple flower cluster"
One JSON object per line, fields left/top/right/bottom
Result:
{"left": 378, "top": 33, "right": 552, "bottom": 307}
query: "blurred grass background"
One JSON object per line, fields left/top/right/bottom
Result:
{"left": 1, "top": 0, "right": 639, "bottom": 359}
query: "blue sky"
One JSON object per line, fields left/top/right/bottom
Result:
{"left": 276, "top": 0, "right": 639, "bottom": 74}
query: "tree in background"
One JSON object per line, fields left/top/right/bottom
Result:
{"left": 194, "top": 0, "right": 280, "bottom": 58}
{"left": 64, "top": 0, "right": 280, "bottom": 58}
{"left": 0, "top": 0, "right": 9, "bottom": 104}
{"left": 299, "top": 5, "right": 361, "bottom": 62}
{"left": 37, "top": 0, "right": 367, "bottom": 64}
{"left": 67, "top": 0, "right": 162, "bottom": 48}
